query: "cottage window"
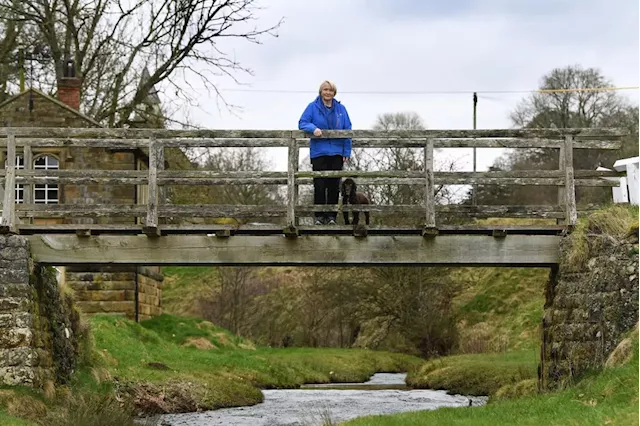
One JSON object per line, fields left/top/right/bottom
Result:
{"left": 34, "top": 155, "right": 59, "bottom": 204}
{"left": 14, "top": 155, "right": 25, "bottom": 203}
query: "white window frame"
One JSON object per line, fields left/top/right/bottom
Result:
{"left": 33, "top": 154, "right": 59, "bottom": 204}
{"left": 14, "top": 155, "right": 25, "bottom": 204}
{"left": 3, "top": 154, "right": 25, "bottom": 203}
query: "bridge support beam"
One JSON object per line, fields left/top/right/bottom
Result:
{"left": 28, "top": 234, "right": 561, "bottom": 267}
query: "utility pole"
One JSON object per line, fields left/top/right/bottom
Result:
{"left": 472, "top": 92, "right": 477, "bottom": 205}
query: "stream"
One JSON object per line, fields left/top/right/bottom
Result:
{"left": 151, "top": 373, "right": 487, "bottom": 426}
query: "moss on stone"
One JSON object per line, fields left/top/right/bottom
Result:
{"left": 31, "top": 265, "right": 81, "bottom": 385}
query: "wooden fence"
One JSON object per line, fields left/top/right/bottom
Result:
{"left": 0, "top": 127, "right": 625, "bottom": 236}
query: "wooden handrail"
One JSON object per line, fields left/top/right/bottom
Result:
{"left": 0, "top": 127, "right": 628, "bottom": 138}
{"left": 0, "top": 127, "right": 625, "bottom": 233}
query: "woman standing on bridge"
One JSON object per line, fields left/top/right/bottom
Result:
{"left": 298, "top": 80, "right": 352, "bottom": 225}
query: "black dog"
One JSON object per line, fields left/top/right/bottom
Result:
{"left": 341, "top": 178, "right": 370, "bottom": 225}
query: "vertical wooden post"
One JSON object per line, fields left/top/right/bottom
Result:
{"left": 143, "top": 138, "right": 160, "bottom": 237}
{"left": 157, "top": 141, "right": 165, "bottom": 225}
{"left": 563, "top": 135, "right": 577, "bottom": 227}
{"left": 472, "top": 92, "right": 478, "bottom": 206}
{"left": 284, "top": 134, "right": 298, "bottom": 237}
{"left": 423, "top": 139, "right": 438, "bottom": 237}
{"left": 556, "top": 145, "right": 565, "bottom": 225}
{"left": 1, "top": 134, "right": 17, "bottom": 233}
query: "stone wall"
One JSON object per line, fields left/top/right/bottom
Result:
{"left": 0, "top": 90, "right": 96, "bottom": 128}
{"left": 65, "top": 266, "right": 162, "bottom": 321}
{"left": 137, "top": 267, "right": 163, "bottom": 321}
{"left": 0, "top": 235, "right": 79, "bottom": 387}
{"left": 539, "top": 230, "right": 639, "bottom": 389}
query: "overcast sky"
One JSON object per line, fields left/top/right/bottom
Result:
{"left": 171, "top": 0, "right": 639, "bottom": 172}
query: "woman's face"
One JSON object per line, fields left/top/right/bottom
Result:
{"left": 320, "top": 84, "right": 335, "bottom": 102}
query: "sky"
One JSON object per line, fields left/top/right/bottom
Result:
{"left": 170, "top": 0, "right": 639, "bottom": 172}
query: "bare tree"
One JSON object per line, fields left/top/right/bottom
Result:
{"left": 469, "top": 65, "right": 638, "bottom": 206}
{"left": 511, "top": 65, "right": 626, "bottom": 129}
{"left": 0, "top": 0, "right": 21, "bottom": 99}
{"left": 0, "top": 0, "right": 282, "bottom": 126}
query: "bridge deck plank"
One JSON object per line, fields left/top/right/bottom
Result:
{"left": 27, "top": 234, "right": 561, "bottom": 266}
{"left": 17, "top": 224, "right": 567, "bottom": 236}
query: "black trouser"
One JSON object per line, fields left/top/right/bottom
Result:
{"left": 311, "top": 154, "right": 343, "bottom": 221}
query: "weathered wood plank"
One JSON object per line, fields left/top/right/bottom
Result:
{"left": 296, "top": 170, "right": 622, "bottom": 179}
{"left": 16, "top": 223, "right": 568, "bottom": 235}
{"left": 144, "top": 139, "right": 160, "bottom": 236}
{"left": 0, "top": 171, "right": 620, "bottom": 187}
{"left": 557, "top": 144, "right": 566, "bottom": 225}
{"left": 6, "top": 137, "right": 621, "bottom": 150}
{"left": 0, "top": 134, "right": 17, "bottom": 233}
{"left": 440, "top": 170, "right": 623, "bottom": 178}
{"left": 157, "top": 139, "right": 166, "bottom": 217}
{"left": 293, "top": 128, "right": 626, "bottom": 139}
{"left": 14, "top": 203, "right": 602, "bottom": 219}
{"left": 6, "top": 138, "right": 291, "bottom": 148}
{"left": 564, "top": 135, "right": 578, "bottom": 226}
{"left": 0, "top": 126, "right": 624, "bottom": 140}
{"left": 2, "top": 169, "right": 622, "bottom": 180}
{"left": 287, "top": 135, "right": 298, "bottom": 228}
{"left": 424, "top": 140, "right": 435, "bottom": 227}
{"left": 298, "top": 177, "right": 616, "bottom": 187}
{"left": 27, "top": 234, "right": 562, "bottom": 266}
{"left": 297, "top": 139, "right": 622, "bottom": 149}
{"left": 433, "top": 178, "right": 617, "bottom": 187}
{"left": 16, "top": 204, "right": 148, "bottom": 217}
{"left": 0, "top": 128, "right": 293, "bottom": 138}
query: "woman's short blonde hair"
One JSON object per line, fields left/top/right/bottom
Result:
{"left": 319, "top": 80, "right": 337, "bottom": 95}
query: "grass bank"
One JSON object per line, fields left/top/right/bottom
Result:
{"left": 406, "top": 349, "right": 538, "bottom": 397}
{"left": 0, "top": 411, "right": 34, "bottom": 426}
{"left": 345, "top": 329, "right": 639, "bottom": 426}
{"left": 0, "top": 314, "right": 422, "bottom": 424}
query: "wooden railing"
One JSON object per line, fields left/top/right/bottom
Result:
{"left": 0, "top": 127, "right": 625, "bottom": 236}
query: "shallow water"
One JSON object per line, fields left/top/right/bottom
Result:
{"left": 152, "top": 373, "right": 487, "bottom": 426}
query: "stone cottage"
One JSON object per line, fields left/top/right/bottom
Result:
{"left": 0, "top": 67, "right": 185, "bottom": 321}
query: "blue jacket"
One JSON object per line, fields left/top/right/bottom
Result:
{"left": 298, "top": 96, "right": 352, "bottom": 159}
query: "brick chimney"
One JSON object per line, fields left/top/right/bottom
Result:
{"left": 57, "top": 59, "right": 81, "bottom": 111}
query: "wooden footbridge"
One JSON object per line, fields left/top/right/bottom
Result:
{"left": 0, "top": 127, "right": 625, "bottom": 267}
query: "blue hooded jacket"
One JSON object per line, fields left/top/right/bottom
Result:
{"left": 298, "top": 96, "right": 352, "bottom": 159}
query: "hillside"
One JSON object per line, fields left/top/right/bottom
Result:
{"left": 161, "top": 266, "right": 221, "bottom": 317}
{"left": 451, "top": 266, "right": 547, "bottom": 352}
{"left": 161, "top": 232, "right": 551, "bottom": 354}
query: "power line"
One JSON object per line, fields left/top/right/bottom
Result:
{"left": 214, "top": 86, "right": 639, "bottom": 95}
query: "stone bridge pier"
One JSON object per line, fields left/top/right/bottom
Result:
{"left": 0, "top": 235, "right": 78, "bottom": 387}
{"left": 539, "top": 230, "right": 639, "bottom": 389}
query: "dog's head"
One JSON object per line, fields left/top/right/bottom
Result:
{"left": 341, "top": 178, "right": 357, "bottom": 201}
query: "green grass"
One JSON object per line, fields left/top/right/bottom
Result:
{"left": 84, "top": 314, "right": 422, "bottom": 412}
{"left": 452, "top": 267, "right": 548, "bottom": 353}
{"left": 564, "top": 204, "right": 638, "bottom": 272}
{"left": 140, "top": 314, "right": 254, "bottom": 349}
{"left": 1, "top": 314, "right": 421, "bottom": 423}
{"left": 0, "top": 412, "right": 35, "bottom": 426}
{"left": 344, "top": 334, "right": 639, "bottom": 426}
{"left": 406, "top": 350, "right": 538, "bottom": 396}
